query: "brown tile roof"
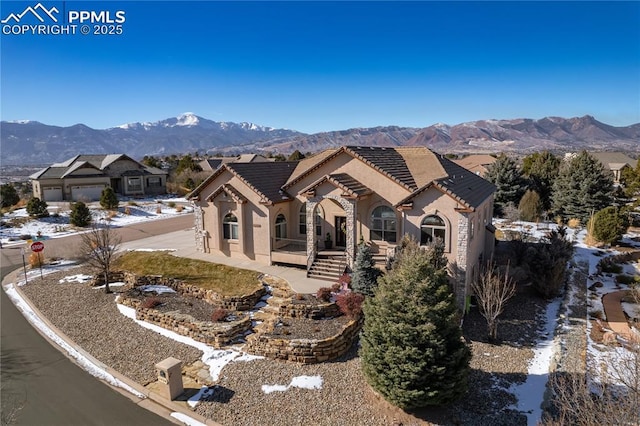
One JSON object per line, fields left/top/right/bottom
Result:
{"left": 300, "top": 173, "right": 372, "bottom": 198}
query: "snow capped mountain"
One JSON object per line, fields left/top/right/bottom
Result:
{"left": 1, "top": 114, "right": 637, "bottom": 165}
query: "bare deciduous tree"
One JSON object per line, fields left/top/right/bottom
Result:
{"left": 80, "top": 221, "right": 121, "bottom": 293}
{"left": 471, "top": 261, "right": 516, "bottom": 341}
{"left": 543, "top": 347, "right": 640, "bottom": 425}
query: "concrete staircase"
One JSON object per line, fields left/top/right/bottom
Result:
{"left": 307, "top": 254, "right": 347, "bottom": 282}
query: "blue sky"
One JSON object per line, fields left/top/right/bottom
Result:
{"left": 1, "top": 1, "right": 639, "bottom": 133}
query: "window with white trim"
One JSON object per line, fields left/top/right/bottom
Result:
{"left": 420, "top": 215, "right": 446, "bottom": 246}
{"left": 299, "top": 203, "right": 324, "bottom": 236}
{"left": 127, "top": 177, "right": 142, "bottom": 191}
{"left": 315, "top": 205, "right": 324, "bottom": 236}
{"left": 275, "top": 214, "right": 287, "bottom": 240}
{"left": 223, "top": 213, "right": 238, "bottom": 240}
{"left": 370, "top": 206, "right": 396, "bottom": 243}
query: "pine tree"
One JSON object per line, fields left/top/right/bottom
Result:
{"left": 100, "top": 187, "right": 119, "bottom": 210}
{"left": 69, "top": 201, "right": 92, "bottom": 227}
{"left": 287, "top": 150, "right": 306, "bottom": 161}
{"left": 351, "top": 243, "right": 381, "bottom": 297}
{"left": 0, "top": 183, "right": 20, "bottom": 208}
{"left": 522, "top": 151, "right": 560, "bottom": 211}
{"left": 552, "top": 151, "right": 613, "bottom": 224}
{"left": 26, "top": 197, "right": 49, "bottom": 218}
{"left": 360, "top": 239, "right": 471, "bottom": 409}
{"left": 518, "top": 190, "right": 543, "bottom": 222}
{"left": 484, "top": 154, "right": 526, "bottom": 217}
{"left": 589, "top": 206, "right": 629, "bottom": 245}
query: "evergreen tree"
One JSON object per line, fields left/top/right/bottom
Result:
{"left": 518, "top": 190, "right": 543, "bottom": 222}
{"left": 621, "top": 161, "right": 640, "bottom": 199}
{"left": 287, "top": 150, "right": 306, "bottom": 161}
{"left": 175, "top": 154, "right": 202, "bottom": 175}
{"left": 484, "top": 154, "right": 526, "bottom": 217}
{"left": 360, "top": 239, "right": 471, "bottom": 409}
{"left": 526, "top": 227, "right": 574, "bottom": 298}
{"left": 552, "top": 151, "right": 614, "bottom": 224}
{"left": 522, "top": 151, "right": 560, "bottom": 211}
{"left": 69, "top": 201, "right": 92, "bottom": 227}
{"left": 351, "top": 243, "right": 381, "bottom": 297}
{"left": 26, "top": 197, "right": 49, "bottom": 218}
{"left": 100, "top": 187, "right": 119, "bottom": 210}
{"left": 142, "top": 155, "right": 161, "bottom": 168}
{"left": 589, "top": 206, "right": 629, "bottom": 245}
{"left": 0, "top": 183, "right": 20, "bottom": 208}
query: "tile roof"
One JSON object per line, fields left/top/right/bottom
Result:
{"left": 225, "top": 161, "right": 299, "bottom": 204}
{"left": 300, "top": 173, "right": 372, "bottom": 198}
{"left": 346, "top": 146, "right": 417, "bottom": 190}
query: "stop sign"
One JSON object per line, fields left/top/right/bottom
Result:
{"left": 30, "top": 241, "right": 45, "bottom": 252}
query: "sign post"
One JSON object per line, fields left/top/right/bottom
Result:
{"left": 30, "top": 241, "right": 45, "bottom": 280}
{"left": 20, "top": 247, "right": 28, "bottom": 284}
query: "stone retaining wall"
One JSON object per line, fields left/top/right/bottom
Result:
{"left": 118, "top": 296, "right": 252, "bottom": 348}
{"left": 93, "top": 271, "right": 266, "bottom": 311}
{"left": 245, "top": 317, "right": 362, "bottom": 363}
{"left": 277, "top": 301, "right": 341, "bottom": 319}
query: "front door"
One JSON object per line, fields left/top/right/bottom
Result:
{"left": 335, "top": 216, "right": 346, "bottom": 248}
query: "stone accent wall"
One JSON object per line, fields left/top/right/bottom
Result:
{"left": 123, "top": 272, "right": 266, "bottom": 311}
{"left": 455, "top": 215, "right": 469, "bottom": 311}
{"left": 192, "top": 203, "right": 205, "bottom": 252}
{"left": 307, "top": 195, "right": 356, "bottom": 268}
{"left": 245, "top": 317, "right": 362, "bottom": 363}
{"left": 89, "top": 271, "right": 126, "bottom": 287}
{"left": 118, "top": 296, "right": 252, "bottom": 348}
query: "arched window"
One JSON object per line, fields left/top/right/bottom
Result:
{"left": 275, "top": 214, "right": 287, "bottom": 240}
{"left": 223, "top": 213, "right": 238, "bottom": 240}
{"left": 299, "top": 204, "right": 307, "bottom": 234}
{"left": 421, "top": 215, "right": 446, "bottom": 246}
{"left": 370, "top": 206, "right": 396, "bottom": 243}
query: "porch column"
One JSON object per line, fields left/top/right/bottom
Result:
{"left": 237, "top": 202, "right": 245, "bottom": 254}
{"left": 211, "top": 202, "right": 221, "bottom": 251}
{"left": 306, "top": 200, "right": 318, "bottom": 269}
{"left": 344, "top": 199, "right": 356, "bottom": 269}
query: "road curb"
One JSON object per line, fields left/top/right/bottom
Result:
{"left": 2, "top": 271, "right": 219, "bottom": 426}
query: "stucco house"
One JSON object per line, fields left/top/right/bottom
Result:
{"left": 588, "top": 152, "right": 638, "bottom": 184}
{"left": 189, "top": 146, "right": 496, "bottom": 309}
{"left": 30, "top": 154, "right": 167, "bottom": 202}
{"left": 453, "top": 154, "right": 497, "bottom": 177}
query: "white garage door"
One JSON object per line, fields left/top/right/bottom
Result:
{"left": 42, "top": 187, "right": 63, "bottom": 202}
{"left": 71, "top": 185, "right": 105, "bottom": 201}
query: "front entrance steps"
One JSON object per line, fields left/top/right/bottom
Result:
{"left": 307, "top": 254, "right": 346, "bottom": 282}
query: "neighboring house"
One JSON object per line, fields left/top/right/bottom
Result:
{"left": 453, "top": 154, "right": 497, "bottom": 177}
{"left": 189, "top": 146, "right": 496, "bottom": 310}
{"left": 30, "top": 154, "right": 167, "bottom": 201}
{"left": 199, "top": 154, "right": 273, "bottom": 172}
{"left": 589, "top": 152, "right": 638, "bottom": 184}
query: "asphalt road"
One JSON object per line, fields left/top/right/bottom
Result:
{"left": 1, "top": 215, "right": 193, "bottom": 426}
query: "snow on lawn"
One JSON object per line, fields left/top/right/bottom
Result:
{"left": 1, "top": 198, "right": 192, "bottom": 246}
{"left": 262, "top": 375, "right": 323, "bottom": 394}
{"left": 116, "top": 303, "right": 263, "bottom": 405}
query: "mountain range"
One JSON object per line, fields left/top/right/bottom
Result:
{"left": 1, "top": 113, "right": 638, "bottom": 165}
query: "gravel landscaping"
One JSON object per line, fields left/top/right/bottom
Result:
{"left": 14, "top": 263, "right": 572, "bottom": 426}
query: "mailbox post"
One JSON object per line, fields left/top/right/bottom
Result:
{"left": 155, "top": 357, "right": 183, "bottom": 400}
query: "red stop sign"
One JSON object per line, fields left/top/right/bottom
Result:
{"left": 30, "top": 241, "right": 45, "bottom": 252}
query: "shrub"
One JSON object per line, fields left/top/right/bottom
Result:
{"left": 19, "top": 234, "right": 32, "bottom": 240}
{"left": 316, "top": 287, "right": 332, "bottom": 302}
{"left": 168, "top": 201, "right": 176, "bottom": 208}
{"left": 615, "top": 274, "right": 637, "bottom": 285}
{"left": 127, "top": 201, "right": 138, "bottom": 206}
{"left": 567, "top": 218, "right": 581, "bottom": 228}
{"left": 526, "top": 227, "right": 574, "bottom": 298}
{"left": 28, "top": 252, "right": 44, "bottom": 267}
{"left": 156, "top": 206, "right": 162, "bottom": 214}
{"left": 124, "top": 206, "right": 131, "bottom": 215}
{"left": 351, "top": 244, "right": 381, "bottom": 297}
{"left": 589, "top": 206, "right": 629, "bottom": 245}
{"left": 26, "top": 197, "right": 49, "bottom": 218}
{"left": 99, "top": 187, "right": 119, "bottom": 210}
{"left": 176, "top": 205, "right": 184, "bottom": 212}
{"left": 335, "top": 292, "right": 364, "bottom": 319}
{"left": 69, "top": 201, "right": 92, "bottom": 227}
{"left": 211, "top": 308, "right": 228, "bottom": 322}
{"left": 598, "top": 258, "right": 623, "bottom": 274}
{"left": 141, "top": 297, "right": 162, "bottom": 309}
{"left": 331, "top": 283, "right": 341, "bottom": 293}
{"left": 0, "top": 183, "right": 20, "bottom": 208}
{"left": 518, "top": 190, "right": 543, "bottom": 222}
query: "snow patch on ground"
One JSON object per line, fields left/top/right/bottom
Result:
{"left": 262, "top": 375, "right": 323, "bottom": 394}
{"left": 138, "top": 285, "right": 176, "bottom": 294}
{"left": 170, "top": 412, "right": 207, "bottom": 426}
{"left": 58, "top": 273, "right": 92, "bottom": 284}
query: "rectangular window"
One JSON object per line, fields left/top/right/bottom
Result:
{"left": 223, "top": 223, "right": 238, "bottom": 240}
{"left": 127, "top": 177, "right": 142, "bottom": 191}
{"left": 147, "top": 177, "right": 161, "bottom": 188}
